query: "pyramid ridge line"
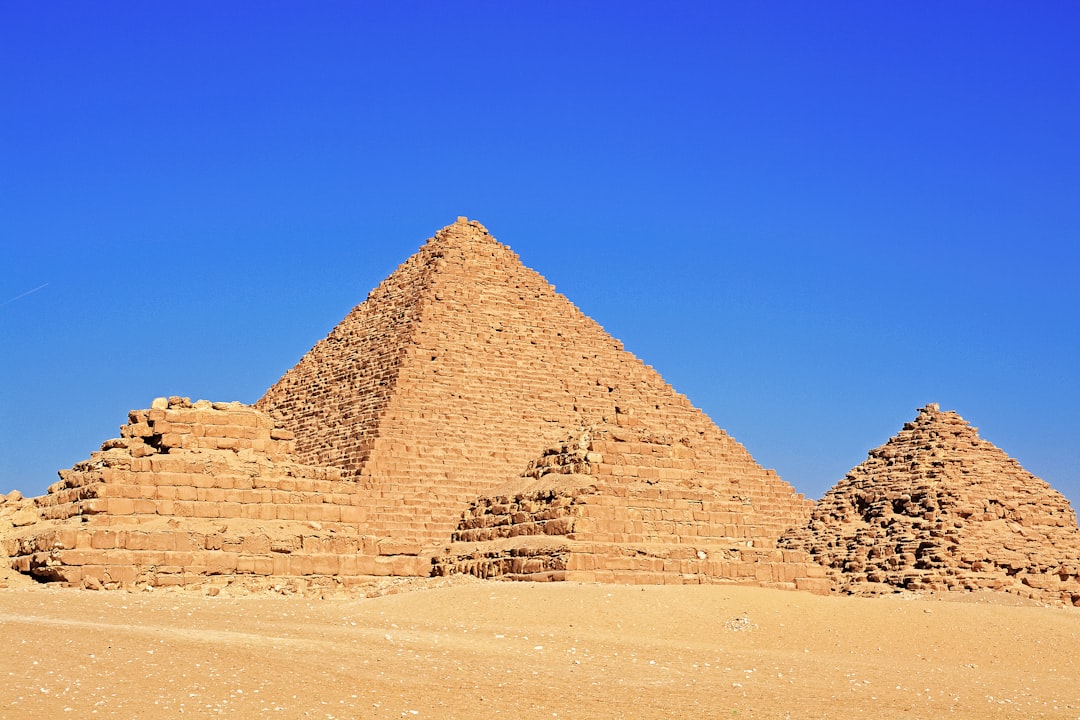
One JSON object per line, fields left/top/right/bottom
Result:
{"left": 255, "top": 218, "right": 811, "bottom": 546}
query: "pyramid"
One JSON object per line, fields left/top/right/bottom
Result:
{"left": 256, "top": 217, "right": 815, "bottom": 548}
{"left": 7, "top": 217, "right": 820, "bottom": 591}
{"left": 782, "top": 404, "right": 1080, "bottom": 606}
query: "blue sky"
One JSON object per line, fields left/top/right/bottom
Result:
{"left": 2, "top": 2, "right": 1078, "bottom": 508}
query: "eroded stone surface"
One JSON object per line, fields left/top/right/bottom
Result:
{"left": 5, "top": 398, "right": 428, "bottom": 590}
{"left": 782, "top": 404, "right": 1080, "bottom": 606}
{"left": 1, "top": 490, "right": 40, "bottom": 588}
{"left": 435, "top": 418, "right": 825, "bottom": 592}
{"left": 7, "top": 218, "right": 823, "bottom": 590}
{"left": 257, "top": 218, "right": 806, "bottom": 547}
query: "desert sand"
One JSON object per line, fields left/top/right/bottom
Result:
{"left": 1, "top": 577, "right": 1077, "bottom": 719}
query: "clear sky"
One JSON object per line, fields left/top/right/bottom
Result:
{"left": 2, "top": 3, "right": 1078, "bottom": 508}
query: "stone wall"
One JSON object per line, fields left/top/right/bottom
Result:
{"left": 435, "top": 422, "right": 828, "bottom": 592}
{"left": 6, "top": 398, "right": 429, "bottom": 590}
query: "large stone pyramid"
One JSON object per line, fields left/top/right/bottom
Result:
{"left": 256, "top": 217, "right": 814, "bottom": 547}
{"left": 782, "top": 404, "right": 1080, "bottom": 606}
{"left": 6, "top": 217, "right": 820, "bottom": 591}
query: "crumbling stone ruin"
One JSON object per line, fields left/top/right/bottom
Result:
{"left": 782, "top": 404, "right": 1080, "bottom": 606}
{"left": 5, "top": 217, "right": 821, "bottom": 592}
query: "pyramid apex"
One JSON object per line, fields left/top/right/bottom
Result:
{"left": 432, "top": 216, "right": 491, "bottom": 241}
{"left": 908, "top": 402, "right": 971, "bottom": 433}
{"left": 917, "top": 402, "right": 946, "bottom": 420}
{"left": 915, "top": 402, "right": 973, "bottom": 427}
{"left": 919, "top": 401, "right": 973, "bottom": 421}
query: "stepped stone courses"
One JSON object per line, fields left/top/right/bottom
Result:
{"left": 5, "top": 398, "right": 429, "bottom": 591}
{"left": 782, "top": 404, "right": 1080, "bottom": 607}
{"left": 256, "top": 217, "right": 815, "bottom": 549}
{"left": 8, "top": 220, "right": 1077, "bottom": 604}
{"left": 434, "top": 419, "right": 826, "bottom": 592}
{"left": 7, "top": 217, "right": 820, "bottom": 591}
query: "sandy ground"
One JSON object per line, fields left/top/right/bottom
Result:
{"left": 1, "top": 577, "right": 1078, "bottom": 720}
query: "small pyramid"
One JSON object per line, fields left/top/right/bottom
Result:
{"left": 782, "top": 404, "right": 1080, "bottom": 606}
{"left": 257, "top": 218, "right": 814, "bottom": 547}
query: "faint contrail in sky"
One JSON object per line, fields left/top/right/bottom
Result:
{"left": 0, "top": 283, "right": 49, "bottom": 307}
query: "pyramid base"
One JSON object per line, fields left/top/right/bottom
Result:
{"left": 433, "top": 536, "right": 831, "bottom": 593}
{"left": 820, "top": 565, "right": 1080, "bottom": 607}
{"left": 6, "top": 514, "right": 436, "bottom": 591}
